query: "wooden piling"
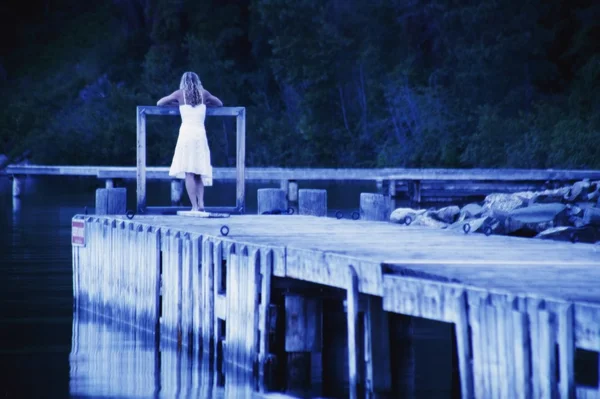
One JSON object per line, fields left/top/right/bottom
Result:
{"left": 258, "top": 250, "right": 274, "bottom": 392}
{"left": 364, "top": 295, "right": 392, "bottom": 397}
{"left": 161, "top": 230, "right": 183, "bottom": 345}
{"left": 359, "top": 193, "right": 390, "bottom": 221}
{"left": 298, "top": 189, "right": 327, "bottom": 217}
{"left": 12, "top": 175, "right": 23, "bottom": 197}
{"left": 347, "top": 265, "right": 360, "bottom": 399}
{"left": 512, "top": 310, "right": 532, "bottom": 399}
{"left": 171, "top": 179, "right": 184, "bottom": 205}
{"left": 201, "top": 238, "right": 215, "bottom": 356}
{"left": 539, "top": 310, "right": 558, "bottom": 398}
{"left": 257, "top": 188, "right": 287, "bottom": 214}
{"left": 453, "top": 291, "right": 474, "bottom": 399}
{"left": 96, "top": 188, "right": 127, "bottom": 215}
{"left": 136, "top": 106, "right": 146, "bottom": 211}
{"left": 181, "top": 234, "right": 194, "bottom": 348}
{"left": 558, "top": 304, "right": 575, "bottom": 399}
{"left": 284, "top": 294, "right": 322, "bottom": 394}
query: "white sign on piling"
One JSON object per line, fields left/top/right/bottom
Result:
{"left": 72, "top": 219, "right": 85, "bottom": 247}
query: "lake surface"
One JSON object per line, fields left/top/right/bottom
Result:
{"left": 0, "top": 175, "right": 379, "bottom": 398}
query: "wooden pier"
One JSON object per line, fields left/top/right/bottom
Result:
{"left": 6, "top": 163, "right": 600, "bottom": 209}
{"left": 72, "top": 213, "right": 600, "bottom": 399}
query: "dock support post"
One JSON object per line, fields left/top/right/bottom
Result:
{"left": 454, "top": 291, "right": 474, "bottom": 399}
{"left": 258, "top": 251, "right": 273, "bottom": 392}
{"left": 376, "top": 179, "right": 384, "bottom": 193}
{"left": 136, "top": 106, "right": 147, "bottom": 212}
{"left": 236, "top": 108, "right": 246, "bottom": 213}
{"left": 95, "top": 188, "right": 127, "bottom": 215}
{"left": 279, "top": 179, "right": 298, "bottom": 213}
{"left": 258, "top": 188, "right": 287, "bottom": 214}
{"left": 389, "top": 180, "right": 397, "bottom": 211}
{"left": 12, "top": 175, "right": 23, "bottom": 197}
{"left": 359, "top": 193, "right": 390, "bottom": 221}
{"left": 539, "top": 310, "right": 558, "bottom": 399}
{"left": 171, "top": 179, "right": 183, "bottom": 205}
{"left": 284, "top": 294, "right": 322, "bottom": 396}
{"left": 347, "top": 265, "right": 360, "bottom": 399}
{"left": 298, "top": 189, "right": 327, "bottom": 217}
{"left": 512, "top": 311, "right": 532, "bottom": 399}
{"left": 364, "top": 296, "right": 392, "bottom": 397}
{"left": 410, "top": 180, "right": 422, "bottom": 204}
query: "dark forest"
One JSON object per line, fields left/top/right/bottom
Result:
{"left": 1, "top": 0, "right": 598, "bottom": 169}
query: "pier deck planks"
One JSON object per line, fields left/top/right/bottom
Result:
{"left": 102, "top": 214, "right": 600, "bottom": 304}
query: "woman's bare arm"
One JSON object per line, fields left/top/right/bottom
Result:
{"left": 157, "top": 90, "right": 182, "bottom": 106}
{"left": 203, "top": 89, "right": 223, "bottom": 107}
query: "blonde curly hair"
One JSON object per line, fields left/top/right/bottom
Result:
{"left": 179, "top": 71, "right": 204, "bottom": 106}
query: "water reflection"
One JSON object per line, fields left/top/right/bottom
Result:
{"left": 12, "top": 196, "right": 21, "bottom": 215}
{"left": 69, "top": 309, "right": 277, "bottom": 399}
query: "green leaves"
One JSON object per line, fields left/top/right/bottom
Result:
{"left": 1, "top": 0, "right": 598, "bottom": 169}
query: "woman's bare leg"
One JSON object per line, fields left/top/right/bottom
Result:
{"left": 195, "top": 175, "right": 205, "bottom": 211}
{"left": 185, "top": 173, "right": 199, "bottom": 211}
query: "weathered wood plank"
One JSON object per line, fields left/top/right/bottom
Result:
{"left": 347, "top": 265, "right": 360, "bottom": 399}
{"left": 512, "top": 310, "right": 532, "bottom": 399}
{"left": 364, "top": 295, "right": 392, "bottom": 397}
{"left": 539, "top": 310, "right": 559, "bottom": 399}
{"left": 574, "top": 303, "right": 600, "bottom": 351}
{"left": 11, "top": 163, "right": 600, "bottom": 181}
{"left": 236, "top": 108, "right": 246, "bottom": 212}
{"left": 136, "top": 107, "right": 146, "bottom": 210}
{"left": 257, "top": 249, "right": 273, "bottom": 391}
{"left": 202, "top": 238, "right": 215, "bottom": 357}
{"left": 382, "top": 276, "right": 454, "bottom": 322}
{"left": 452, "top": 290, "right": 474, "bottom": 399}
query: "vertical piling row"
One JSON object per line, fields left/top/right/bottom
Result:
{"left": 161, "top": 230, "right": 183, "bottom": 344}
{"left": 73, "top": 217, "right": 588, "bottom": 398}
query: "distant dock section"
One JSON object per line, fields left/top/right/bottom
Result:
{"left": 5, "top": 164, "right": 600, "bottom": 206}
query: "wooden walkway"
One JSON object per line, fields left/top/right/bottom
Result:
{"left": 72, "top": 213, "right": 600, "bottom": 399}
{"left": 105, "top": 214, "right": 599, "bottom": 303}
{"left": 7, "top": 164, "right": 600, "bottom": 207}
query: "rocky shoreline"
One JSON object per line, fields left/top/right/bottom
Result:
{"left": 390, "top": 180, "right": 600, "bottom": 244}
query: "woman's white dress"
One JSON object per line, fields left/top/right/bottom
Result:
{"left": 168, "top": 103, "right": 213, "bottom": 186}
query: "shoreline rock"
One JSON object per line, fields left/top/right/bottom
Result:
{"left": 390, "top": 179, "right": 600, "bottom": 244}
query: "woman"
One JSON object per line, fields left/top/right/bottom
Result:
{"left": 157, "top": 72, "right": 223, "bottom": 212}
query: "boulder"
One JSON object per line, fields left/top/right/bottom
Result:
{"left": 505, "top": 203, "right": 568, "bottom": 235}
{"left": 449, "top": 216, "right": 498, "bottom": 235}
{"left": 564, "top": 180, "right": 591, "bottom": 202}
{"left": 429, "top": 205, "right": 460, "bottom": 224}
{"left": 535, "top": 226, "right": 576, "bottom": 242}
{"left": 458, "top": 203, "right": 484, "bottom": 221}
{"left": 390, "top": 208, "right": 426, "bottom": 224}
{"left": 587, "top": 181, "right": 600, "bottom": 202}
{"left": 536, "top": 226, "right": 599, "bottom": 243}
{"left": 583, "top": 208, "right": 600, "bottom": 227}
{"left": 528, "top": 187, "right": 571, "bottom": 205}
{"left": 410, "top": 213, "right": 449, "bottom": 228}
{"left": 483, "top": 193, "right": 527, "bottom": 217}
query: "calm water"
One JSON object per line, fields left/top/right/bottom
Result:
{"left": 0, "top": 175, "right": 378, "bottom": 399}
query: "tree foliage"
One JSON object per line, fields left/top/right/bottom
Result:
{"left": 1, "top": 0, "right": 598, "bottom": 168}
